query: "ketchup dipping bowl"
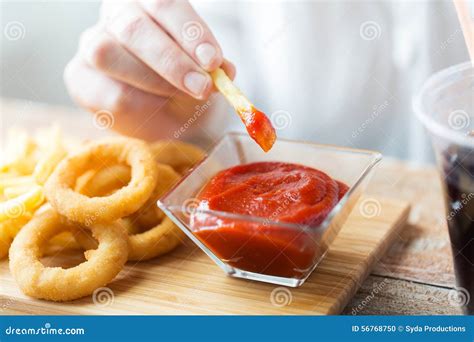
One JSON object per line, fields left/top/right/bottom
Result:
{"left": 158, "top": 133, "right": 382, "bottom": 287}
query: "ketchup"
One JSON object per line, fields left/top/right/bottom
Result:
{"left": 191, "top": 162, "right": 348, "bottom": 278}
{"left": 238, "top": 107, "right": 276, "bottom": 152}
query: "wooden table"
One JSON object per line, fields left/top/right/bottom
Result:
{"left": 345, "top": 159, "right": 462, "bottom": 315}
{"left": 0, "top": 98, "right": 462, "bottom": 315}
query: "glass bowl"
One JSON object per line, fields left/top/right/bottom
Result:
{"left": 158, "top": 133, "right": 382, "bottom": 287}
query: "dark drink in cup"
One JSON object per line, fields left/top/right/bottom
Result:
{"left": 414, "top": 62, "right": 473, "bottom": 314}
{"left": 441, "top": 143, "right": 474, "bottom": 313}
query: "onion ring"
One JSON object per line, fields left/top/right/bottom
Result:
{"left": 0, "top": 205, "right": 79, "bottom": 258}
{"left": 75, "top": 164, "right": 184, "bottom": 260}
{"left": 9, "top": 208, "right": 128, "bottom": 301}
{"left": 151, "top": 140, "right": 205, "bottom": 174}
{"left": 127, "top": 217, "right": 184, "bottom": 260}
{"left": 76, "top": 162, "right": 177, "bottom": 229}
{"left": 130, "top": 164, "right": 179, "bottom": 229}
{"left": 76, "top": 164, "right": 131, "bottom": 197}
{"left": 44, "top": 137, "right": 158, "bottom": 225}
{"left": 75, "top": 216, "right": 184, "bottom": 261}
{"left": 75, "top": 164, "right": 158, "bottom": 227}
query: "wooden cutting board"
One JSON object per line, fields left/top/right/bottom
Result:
{"left": 0, "top": 196, "right": 409, "bottom": 315}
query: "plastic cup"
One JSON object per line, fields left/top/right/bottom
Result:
{"left": 414, "top": 61, "right": 474, "bottom": 314}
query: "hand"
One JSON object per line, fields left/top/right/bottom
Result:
{"left": 64, "top": 0, "right": 235, "bottom": 140}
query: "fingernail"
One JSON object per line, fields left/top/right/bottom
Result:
{"left": 195, "top": 43, "right": 217, "bottom": 68}
{"left": 184, "top": 71, "right": 209, "bottom": 97}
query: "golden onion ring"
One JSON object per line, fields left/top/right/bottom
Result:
{"left": 44, "top": 137, "right": 158, "bottom": 225}
{"left": 9, "top": 208, "right": 128, "bottom": 301}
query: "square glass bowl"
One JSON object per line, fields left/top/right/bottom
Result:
{"left": 158, "top": 133, "right": 382, "bottom": 287}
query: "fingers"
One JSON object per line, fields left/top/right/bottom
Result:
{"left": 221, "top": 59, "right": 236, "bottom": 81}
{"left": 138, "top": 0, "right": 223, "bottom": 71}
{"left": 78, "top": 25, "right": 178, "bottom": 98}
{"left": 105, "top": 4, "right": 213, "bottom": 99}
{"left": 64, "top": 58, "right": 182, "bottom": 140}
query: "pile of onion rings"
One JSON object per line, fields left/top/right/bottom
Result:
{"left": 1, "top": 125, "right": 205, "bottom": 302}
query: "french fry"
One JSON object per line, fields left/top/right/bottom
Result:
{"left": 0, "top": 176, "right": 35, "bottom": 192}
{"left": 3, "top": 212, "right": 33, "bottom": 237}
{"left": 0, "top": 221, "right": 13, "bottom": 259}
{"left": 0, "top": 186, "right": 44, "bottom": 222}
{"left": 0, "top": 125, "right": 70, "bottom": 260}
{"left": 211, "top": 68, "right": 254, "bottom": 113}
{"left": 0, "top": 128, "right": 37, "bottom": 174}
{"left": 3, "top": 185, "right": 35, "bottom": 199}
{"left": 0, "top": 214, "right": 33, "bottom": 259}
{"left": 210, "top": 68, "right": 276, "bottom": 152}
{"left": 33, "top": 125, "right": 67, "bottom": 185}
{"left": 0, "top": 172, "right": 20, "bottom": 179}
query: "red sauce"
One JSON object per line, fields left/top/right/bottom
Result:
{"left": 237, "top": 107, "right": 276, "bottom": 152}
{"left": 191, "top": 162, "right": 348, "bottom": 278}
